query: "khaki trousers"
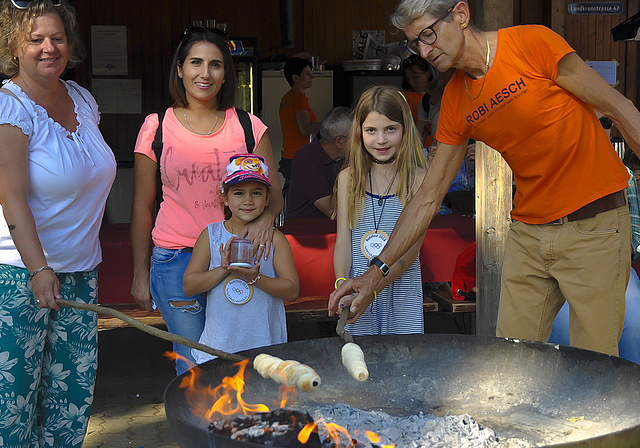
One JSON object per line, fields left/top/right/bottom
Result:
{"left": 496, "top": 205, "right": 631, "bottom": 356}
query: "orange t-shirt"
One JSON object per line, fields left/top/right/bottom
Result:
{"left": 279, "top": 89, "right": 316, "bottom": 159}
{"left": 438, "top": 25, "right": 628, "bottom": 224}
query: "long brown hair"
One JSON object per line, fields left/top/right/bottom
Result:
{"left": 168, "top": 28, "right": 237, "bottom": 110}
{"left": 342, "top": 85, "right": 426, "bottom": 228}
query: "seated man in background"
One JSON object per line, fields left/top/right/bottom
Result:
{"left": 279, "top": 57, "right": 321, "bottom": 184}
{"left": 287, "top": 107, "right": 352, "bottom": 219}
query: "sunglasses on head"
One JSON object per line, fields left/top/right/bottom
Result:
{"left": 403, "top": 54, "right": 426, "bottom": 66}
{"left": 181, "top": 25, "right": 229, "bottom": 43}
{"left": 11, "top": 0, "right": 61, "bottom": 8}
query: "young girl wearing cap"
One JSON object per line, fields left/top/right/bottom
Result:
{"left": 333, "top": 86, "right": 428, "bottom": 336}
{"left": 184, "top": 154, "right": 299, "bottom": 363}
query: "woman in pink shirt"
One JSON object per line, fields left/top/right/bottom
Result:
{"left": 130, "top": 26, "right": 282, "bottom": 375}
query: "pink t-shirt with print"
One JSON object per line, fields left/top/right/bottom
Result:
{"left": 134, "top": 107, "right": 268, "bottom": 249}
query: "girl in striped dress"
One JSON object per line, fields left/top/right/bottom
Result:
{"left": 333, "top": 86, "right": 428, "bottom": 336}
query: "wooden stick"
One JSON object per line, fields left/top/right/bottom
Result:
{"left": 56, "top": 298, "right": 246, "bottom": 364}
{"left": 56, "top": 299, "right": 322, "bottom": 391}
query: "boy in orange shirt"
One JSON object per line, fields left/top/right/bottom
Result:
{"left": 279, "top": 57, "right": 321, "bottom": 184}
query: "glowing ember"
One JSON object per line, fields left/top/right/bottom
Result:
{"left": 209, "top": 408, "right": 321, "bottom": 448}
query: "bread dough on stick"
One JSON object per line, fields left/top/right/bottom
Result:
{"left": 341, "top": 342, "right": 368, "bottom": 381}
{"left": 253, "top": 353, "right": 321, "bottom": 391}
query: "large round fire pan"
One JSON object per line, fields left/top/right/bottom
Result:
{"left": 164, "top": 334, "right": 640, "bottom": 448}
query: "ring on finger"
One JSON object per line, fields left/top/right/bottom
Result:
{"left": 35, "top": 299, "right": 41, "bottom": 305}
{"left": 258, "top": 243, "right": 266, "bottom": 247}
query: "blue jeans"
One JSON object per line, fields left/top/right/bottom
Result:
{"left": 551, "top": 268, "right": 640, "bottom": 364}
{"left": 150, "top": 247, "right": 206, "bottom": 375}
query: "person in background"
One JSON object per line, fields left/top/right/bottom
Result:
{"left": 402, "top": 55, "right": 474, "bottom": 215}
{"left": 401, "top": 54, "right": 434, "bottom": 143}
{"left": 130, "top": 25, "right": 282, "bottom": 376}
{"left": 184, "top": 154, "right": 299, "bottom": 364}
{"left": 287, "top": 107, "right": 352, "bottom": 219}
{"left": 279, "top": 57, "right": 321, "bottom": 184}
{"left": 333, "top": 86, "right": 427, "bottom": 334}
{"left": 437, "top": 139, "right": 475, "bottom": 215}
{"left": 330, "top": 0, "right": 640, "bottom": 358}
{"left": 0, "top": 0, "right": 116, "bottom": 445}
{"left": 401, "top": 56, "right": 426, "bottom": 131}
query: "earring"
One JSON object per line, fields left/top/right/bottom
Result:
{"left": 178, "top": 74, "right": 182, "bottom": 78}
{"left": 462, "top": 23, "right": 467, "bottom": 29}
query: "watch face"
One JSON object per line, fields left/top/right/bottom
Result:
{"left": 370, "top": 257, "right": 389, "bottom": 276}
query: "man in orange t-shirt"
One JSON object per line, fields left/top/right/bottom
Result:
{"left": 279, "top": 57, "right": 321, "bottom": 184}
{"left": 330, "top": 0, "right": 640, "bottom": 358}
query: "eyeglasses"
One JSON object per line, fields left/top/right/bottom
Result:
{"left": 405, "top": 7, "right": 453, "bottom": 54}
{"left": 181, "top": 25, "right": 229, "bottom": 44}
{"left": 11, "top": 0, "right": 61, "bottom": 9}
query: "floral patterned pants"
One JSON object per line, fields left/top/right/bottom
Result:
{"left": 0, "top": 266, "right": 98, "bottom": 448}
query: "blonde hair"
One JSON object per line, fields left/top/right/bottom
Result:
{"left": 342, "top": 85, "right": 426, "bottom": 228}
{"left": 0, "top": 0, "right": 84, "bottom": 77}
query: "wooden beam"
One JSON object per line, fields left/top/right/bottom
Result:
{"left": 473, "top": 0, "right": 513, "bottom": 337}
{"left": 551, "top": 0, "right": 565, "bottom": 36}
{"left": 475, "top": 143, "right": 512, "bottom": 336}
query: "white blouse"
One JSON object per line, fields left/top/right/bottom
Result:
{"left": 0, "top": 79, "right": 116, "bottom": 273}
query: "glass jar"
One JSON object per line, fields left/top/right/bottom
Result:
{"left": 230, "top": 238, "right": 253, "bottom": 268}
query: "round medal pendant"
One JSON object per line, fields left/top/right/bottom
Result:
{"left": 360, "top": 229, "right": 389, "bottom": 259}
{"left": 223, "top": 276, "right": 253, "bottom": 305}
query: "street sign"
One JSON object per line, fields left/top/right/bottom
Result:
{"left": 568, "top": 2, "right": 623, "bottom": 15}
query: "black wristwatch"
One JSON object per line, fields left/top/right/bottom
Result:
{"left": 369, "top": 256, "right": 390, "bottom": 277}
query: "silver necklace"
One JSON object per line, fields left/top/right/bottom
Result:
{"left": 183, "top": 109, "right": 221, "bottom": 135}
{"left": 464, "top": 32, "right": 491, "bottom": 101}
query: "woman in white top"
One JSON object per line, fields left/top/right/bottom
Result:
{"left": 0, "top": 1, "right": 116, "bottom": 446}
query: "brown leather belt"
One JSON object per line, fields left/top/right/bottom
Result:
{"left": 547, "top": 190, "right": 626, "bottom": 224}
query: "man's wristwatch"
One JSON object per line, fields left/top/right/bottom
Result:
{"left": 369, "top": 256, "right": 390, "bottom": 277}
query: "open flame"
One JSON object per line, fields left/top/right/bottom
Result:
{"left": 166, "top": 351, "right": 394, "bottom": 447}
{"left": 298, "top": 420, "right": 395, "bottom": 448}
{"left": 365, "top": 430, "right": 395, "bottom": 448}
{"left": 165, "top": 353, "right": 270, "bottom": 419}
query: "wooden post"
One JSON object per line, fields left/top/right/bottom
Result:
{"left": 474, "top": 143, "right": 512, "bottom": 336}
{"left": 473, "top": 0, "right": 514, "bottom": 337}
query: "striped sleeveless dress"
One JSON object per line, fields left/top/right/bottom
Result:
{"left": 346, "top": 191, "right": 424, "bottom": 336}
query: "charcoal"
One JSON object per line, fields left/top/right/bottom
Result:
{"left": 209, "top": 404, "right": 530, "bottom": 448}
{"left": 208, "top": 408, "right": 322, "bottom": 448}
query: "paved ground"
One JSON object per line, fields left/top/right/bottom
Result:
{"left": 83, "top": 324, "right": 180, "bottom": 448}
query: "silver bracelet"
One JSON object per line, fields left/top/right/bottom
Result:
{"left": 247, "top": 273, "right": 261, "bottom": 285}
{"left": 30, "top": 266, "right": 54, "bottom": 279}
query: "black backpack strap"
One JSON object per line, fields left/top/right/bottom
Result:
{"left": 152, "top": 111, "right": 165, "bottom": 206}
{"left": 236, "top": 108, "right": 255, "bottom": 153}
